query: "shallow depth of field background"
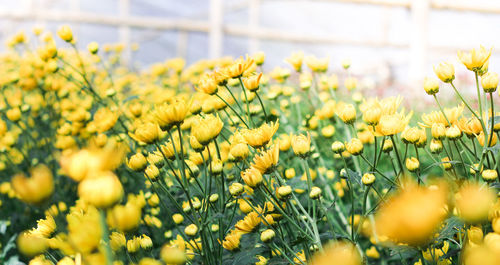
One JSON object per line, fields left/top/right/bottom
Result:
{"left": 2, "top": 0, "right": 500, "bottom": 98}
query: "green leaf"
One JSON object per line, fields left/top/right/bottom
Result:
{"left": 346, "top": 169, "right": 362, "bottom": 186}
{"left": 437, "top": 216, "right": 464, "bottom": 242}
{"left": 389, "top": 245, "right": 418, "bottom": 259}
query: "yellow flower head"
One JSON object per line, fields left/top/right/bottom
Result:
{"left": 376, "top": 110, "right": 412, "bottom": 136}
{"left": 11, "top": 164, "right": 54, "bottom": 204}
{"left": 242, "top": 120, "right": 279, "bottom": 148}
{"left": 375, "top": 181, "right": 448, "bottom": 246}
{"left": 252, "top": 142, "right": 280, "bottom": 174}
{"left": 191, "top": 114, "right": 224, "bottom": 145}
{"left": 458, "top": 45, "right": 492, "bottom": 71}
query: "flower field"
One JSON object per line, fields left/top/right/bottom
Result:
{"left": 0, "top": 26, "right": 499, "bottom": 265}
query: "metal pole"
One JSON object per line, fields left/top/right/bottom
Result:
{"left": 119, "top": 0, "right": 131, "bottom": 65}
{"left": 248, "top": 0, "right": 260, "bottom": 54}
{"left": 408, "top": 0, "right": 429, "bottom": 87}
{"left": 209, "top": 0, "right": 223, "bottom": 59}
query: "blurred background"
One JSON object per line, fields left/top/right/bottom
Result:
{"left": 1, "top": 0, "right": 500, "bottom": 96}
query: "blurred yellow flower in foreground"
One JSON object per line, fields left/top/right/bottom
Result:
{"left": 11, "top": 164, "right": 54, "bottom": 204}
{"left": 310, "top": 241, "right": 361, "bottom": 265}
{"left": 375, "top": 181, "right": 448, "bottom": 246}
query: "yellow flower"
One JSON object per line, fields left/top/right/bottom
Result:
{"left": 481, "top": 71, "right": 498, "bottom": 93}
{"left": 11, "top": 164, "right": 54, "bottom": 204}
{"left": 377, "top": 110, "right": 412, "bottom": 136}
{"left": 155, "top": 99, "right": 191, "bottom": 128}
{"left": 252, "top": 143, "right": 280, "bottom": 174}
{"left": 291, "top": 133, "right": 311, "bottom": 157}
{"left": 108, "top": 201, "right": 142, "bottom": 232}
{"left": 477, "top": 131, "right": 497, "bottom": 147}
{"left": 311, "top": 241, "right": 361, "bottom": 265}
{"left": 285, "top": 51, "right": 304, "bottom": 72}
{"left": 191, "top": 114, "right": 223, "bottom": 145}
{"left": 222, "top": 230, "right": 242, "bottom": 251}
{"left": 433, "top": 62, "right": 455, "bottom": 82}
{"left": 423, "top": 77, "right": 440, "bottom": 95}
{"left": 127, "top": 152, "right": 148, "bottom": 171}
{"left": 345, "top": 138, "right": 363, "bottom": 155}
{"left": 235, "top": 211, "right": 261, "bottom": 233}
{"left": 362, "top": 173, "right": 375, "bottom": 186}
{"left": 458, "top": 45, "right": 492, "bottom": 71}
{"left": 305, "top": 55, "right": 328, "bottom": 73}
{"left": 375, "top": 181, "right": 448, "bottom": 246}
{"left": 161, "top": 245, "right": 186, "bottom": 264}
{"left": 184, "top": 224, "right": 198, "bottom": 236}
{"left": 344, "top": 77, "right": 357, "bottom": 90}
{"left": 243, "top": 72, "right": 263, "bottom": 91}
{"left": 482, "top": 169, "right": 498, "bottom": 182}
{"left": 405, "top": 157, "right": 420, "bottom": 172}
{"left": 92, "top": 107, "right": 118, "bottom": 133}
{"left": 129, "top": 122, "right": 162, "bottom": 144}
{"left": 366, "top": 246, "right": 380, "bottom": 259}
{"left": 78, "top": 171, "right": 123, "bottom": 208}
{"left": 197, "top": 73, "right": 218, "bottom": 95}
{"left": 17, "top": 231, "right": 48, "bottom": 257}
{"left": 242, "top": 120, "right": 279, "bottom": 148}
{"left": 260, "top": 229, "right": 275, "bottom": 242}
{"left": 457, "top": 117, "right": 482, "bottom": 137}
{"left": 455, "top": 182, "right": 496, "bottom": 223}
{"left": 336, "top": 103, "right": 356, "bottom": 124}
{"left": 110, "top": 232, "right": 126, "bottom": 251}
{"left": 32, "top": 215, "right": 56, "bottom": 238}
{"left": 57, "top": 25, "right": 73, "bottom": 42}
{"left": 87, "top": 41, "right": 99, "bottom": 54}
{"left": 241, "top": 167, "right": 263, "bottom": 188}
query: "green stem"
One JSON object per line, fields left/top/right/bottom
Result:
{"left": 99, "top": 209, "right": 113, "bottom": 265}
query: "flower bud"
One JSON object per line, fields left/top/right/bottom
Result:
{"left": 209, "top": 194, "right": 219, "bottom": 203}
{"left": 433, "top": 62, "right": 455, "bottom": 83}
{"left": 363, "top": 107, "right": 381, "bottom": 125}
{"left": 243, "top": 73, "right": 263, "bottom": 92}
{"left": 57, "top": 25, "right": 73, "bottom": 42}
{"left": 184, "top": 224, "right": 198, "bottom": 236}
{"left": 431, "top": 123, "right": 446, "bottom": 139}
{"left": 78, "top": 172, "right": 123, "bottom": 208}
{"left": 430, "top": 139, "right": 443, "bottom": 154}
{"left": 382, "top": 139, "right": 393, "bottom": 153}
{"left": 292, "top": 133, "right": 311, "bottom": 157}
{"left": 145, "top": 164, "right": 160, "bottom": 180}
{"left": 345, "top": 138, "right": 363, "bottom": 156}
{"left": 161, "top": 246, "right": 186, "bottom": 265}
{"left": 402, "top": 127, "right": 420, "bottom": 144}
{"left": 260, "top": 229, "right": 275, "bottom": 243}
{"left": 337, "top": 104, "right": 356, "bottom": 124}
{"left": 17, "top": 232, "right": 48, "bottom": 257}
{"left": 423, "top": 77, "right": 440, "bottom": 95}
{"left": 481, "top": 72, "right": 498, "bottom": 93}
{"left": 140, "top": 235, "right": 153, "bottom": 249}
{"left": 172, "top": 213, "right": 184, "bottom": 224}
{"left": 285, "top": 168, "right": 296, "bottom": 179}
{"left": 309, "top": 186, "right": 322, "bottom": 199}
{"left": 229, "top": 182, "right": 244, "bottom": 197}
{"left": 482, "top": 169, "right": 498, "bottom": 182}
{"left": 441, "top": 157, "right": 452, "bottom": 171}
{"left": 405, "top": 157, "right": 420, "bottom": 172}
{"left": 445, "top": 125, "right": 461, "bottom": 140}
{"left": 241, "top": 167, "right": 263, "bottom": 188}
{"left": 87, "top": 41, "right": 99, "bottom": 54}
{"left": 277, "top": 185, "right": 292, "bottom": 199}
{"left": 331, "top": 141, "right": 345, "bottom": 153}
{"left": 362, "top": 173, "right": 375, "bottom": 186}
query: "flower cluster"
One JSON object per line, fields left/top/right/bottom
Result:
{"left": 0, "top": 26, "right": 499, "bottom": 265}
